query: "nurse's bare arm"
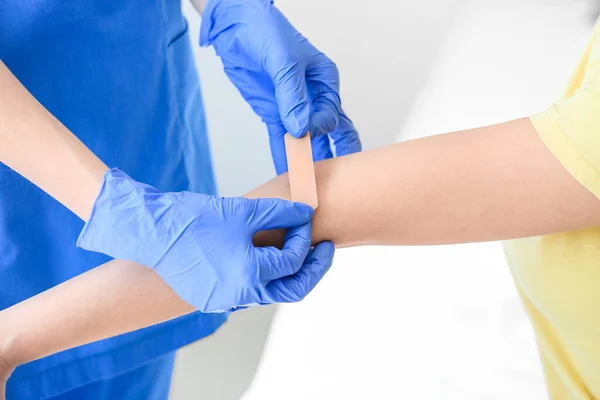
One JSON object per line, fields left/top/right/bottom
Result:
{"left": 0, "top": 61, "right": 107, "bottom": 220}
{"left": 0, "top": 260, "right": 194, "bottom": 391}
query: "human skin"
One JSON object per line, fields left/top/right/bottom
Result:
{"left": 3, "top": 114, "right": 600, "bottom": 398}
{"left": 251, "top": 118, "right": 600, "bottom": 248}
{"left": 4, "top": 28, "right": 600, "bottom": 396}
{"left": 0, "top": 61, "right": 107, "bottom": 220}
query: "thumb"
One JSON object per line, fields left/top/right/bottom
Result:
{"left": 248, "top": 198, "right": 313, "bottom": 232}
{"left": 261, "top": 9, "right": 311, "bottom": 138}
{"left": 272, "top": 63, "right": 310, "bottom": 138}
{"left": 264, "top": 241, "right": 335, "bottom": 303}
{"left": 256, "top": 221, "right": 312, "bottom": 281}
{"left": 307, "top": 57, "right": 342, "bottom": 138}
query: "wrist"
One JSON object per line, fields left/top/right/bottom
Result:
{"left": 199, "top": 0, "right": 223, "bottom": 46}
{"left": 77, "top": 168, "right": 161, "bottom": 266}
{"left": 190, "top": 0, "right": 210, "bottom": 15}
{"left": 0, "top": 333, "right": 17, "bottom": 382}
{"left": 77, "top": 168, "right": 210, "bottom": 272}
{"left": 199, "top": 0, "right": 273, "bottom": 47}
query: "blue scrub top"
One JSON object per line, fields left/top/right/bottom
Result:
{"left": 0, "top": 1, "right": 227, "bottom": 398}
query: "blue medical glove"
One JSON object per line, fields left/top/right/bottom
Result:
{"left": 200, "top": 0, "right": 362, "bottom": 174}
{"left": 77, "top": 169, "right": 334, "bottom": 313}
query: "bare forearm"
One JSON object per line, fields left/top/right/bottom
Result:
{"left": 2, "top": 117, "right": 598, "bottom": 373}
{"left": 0, "top": 260, "right": 193, "bottom": 368}
{"left": 0, "top": 61, "right": 107, "bottom": 220}
{"left": 250, "top": 118, "right": 600, "bottom": 246}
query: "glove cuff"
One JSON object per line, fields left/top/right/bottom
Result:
{"left": 76, "top": 168, "right": 171, "bottom": 268}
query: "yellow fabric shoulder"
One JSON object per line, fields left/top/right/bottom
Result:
{"left": 531, "top": 26, "right": 600, "bottom": 200}
{"left": 505, "top": 21, "right": 600, "bottom": 400}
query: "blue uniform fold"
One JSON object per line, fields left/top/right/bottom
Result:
{"left": 0, "top": 1, "right": 227, "bottom": 398}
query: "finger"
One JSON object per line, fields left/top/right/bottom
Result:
{"left": 213, "top": 26, "right": 282, "bottom": 126}
{"left": 248, "top": 198, "right": 313, "bottom": 232}
{"left": 274, "top": 67, "right": 310, "bottom": 139}
{"left": 329, "top": 110, "right": 362, "bottom": 157}
{"left": 215, "top": 12, "right": 310, "bottom": 137}
{"left": 311, "top": 134, "right": 334, "bottom": 162}
{"left": 257, "top": 221, "right": 312, "bottom": 281}
{"left": 267, "top": 123, "right": 289, "bottom": 175}
{"left": 264, "top": 241, "right": 335, "bottom": 302}
{"left": 307, "top": 57, "right": 341, "bottom": 138}
{"left": 309, "top": 102, "right": 339, "bottom": 139}
{"left": 223, "top": 66, "right": 281, "bottom": 125}
{"left": 212, "top": 8, "right": 310, "bottom": 137}
{"left": 262, "top": 9, "right": 311, "bottom": 138}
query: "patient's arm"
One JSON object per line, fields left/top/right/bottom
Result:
{"left": 2, "top": 117, "right": 600, "bottom": 395}
{"left": 252, "top": 118, "right": 600, "bottom": 247}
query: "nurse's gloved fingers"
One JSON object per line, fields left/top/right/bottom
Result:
{"left": 330, "top": 110, "right": 362, "bottom": 157}
{"left": 311, "top": 134, "right": 334, "bottom": 162}
{"left": 307, "top": 59, "right": 341, "bottom": 138}
{"left": 257, "top": 222, "right": 313, "bottom": 281}
{"left": 223, "top": 66, "right": 280, "bottom": 123}
{"left": 248, "top": 198, "right": 313, "bottom": 232}
{"left": 264, "top": 241, "right": 335, "bottom": 302}
{"left": 263, "top": 50, "right": 310, "bottom": 138}
{"left": 309, "top": 102, "right": 339, "bottom": 139}
{"left": 267, "top": 123, "right": 289, "bottom": 175}
{"left": 275, "top": 73, "right": 310, "bottom": 139}
{"left": 258, "top": 11, "right": 310, "bottom": 138}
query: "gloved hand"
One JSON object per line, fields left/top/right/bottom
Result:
{"left": 77, "top": 169, "right": 334, "bottom": 313}
{"left": 200, "top": 0, "right": 362, "bottom": 174}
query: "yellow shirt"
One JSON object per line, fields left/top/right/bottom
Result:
{"left": 505, "top": 21, "right": 600, "bottom": 399}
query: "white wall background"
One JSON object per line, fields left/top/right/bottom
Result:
{"left": 170, "top": 0, "right": 599, "bottom": 399}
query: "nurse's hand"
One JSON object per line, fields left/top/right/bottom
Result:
{"left": 76, "top": 169, "right": 334, "bottom": 313}
{"left": 200, "top": 0, "right": 362, "bottom": 174}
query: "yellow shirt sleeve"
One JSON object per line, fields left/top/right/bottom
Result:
{"left": 507, "top": 22, "right": 600, "bottom": 400}
{"left": 530, "top": 27, "right": 600, "bottom": 200}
